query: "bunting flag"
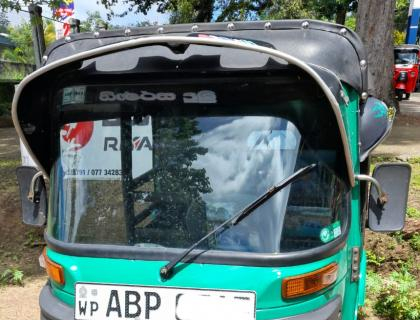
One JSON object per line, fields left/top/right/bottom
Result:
{"left": 53, "top": 0, "right": 75, "bottom": 39}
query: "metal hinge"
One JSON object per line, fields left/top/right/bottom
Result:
{"left": 351, "top": 247, "right": 360, "bottom": 282}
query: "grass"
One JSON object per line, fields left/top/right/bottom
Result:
{"left": 407, "top": 207, "right": 420, "bottom": 218}
{"left": 0, "top": 268, "right": 24, "bottom": 286}
{"left": 364, "top": 156, "right": 420, "bottom": 320}
{"left": 408, "top": 158, "right": 420, "bottom": 191}
{"left": 0, "top": 159, "right": 20, "bottom": 169}
{"left": 365, "top": 269, "right": 420, "bottom": 320}
{"left": 408, "top": 233, "right": 420, "bottom": 251}
{"left": 372, "top": 157, "right": 420, "bottom": 185}
{"left": 374, "top": 270, "right": 420, "bottom": 320}
{"left": 0, "top": 159, "right": 20, "bottom": 194}
{"left": 371, "top": 156, "right": 420, "bottom": 212}
{"left": 366, "top": 250, "right": 385, "bottom": 268}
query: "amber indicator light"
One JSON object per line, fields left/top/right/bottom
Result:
{"left": 43, "top": 248, "right": 65, "bottom": 285}
{"left": 282, "top": 263, "right": 338, "bottom": 299}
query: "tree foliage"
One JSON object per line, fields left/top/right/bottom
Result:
{"left": 0, "top": 0, "right": 359, "bottom": 25}
{"left": 260, "top": 0, "right": 316, "bottom": 20}
{"left": 80, "top": 11, "right": 107, "bottom": 32}
{"left": 0, "top": 11, "right": 9, "bottom": 33}
{"left": 169, "top": 0, "right": 213, "bottom": 24}
{"left": 1, "top": 19, "right": 55, "bottom": 64}
{"left": 0, "top": 0, "right": 61, "bottom": 12}
{"left": 395, "top": 0, "right": 410, "bottom": 32}
{"left": 1, "top": 21, "right": 34, "bottom": 64}
{"left": 216, "top": 0, "right": 358, "bottom": 23}
{"left": 43, "top": 20, "right": 56, "bottom": 46}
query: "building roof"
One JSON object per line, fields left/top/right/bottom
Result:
{"left": 0, "top": 33, "right": 15, "bottom": 48}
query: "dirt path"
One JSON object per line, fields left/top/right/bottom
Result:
{"left": 0, "top": 127, "right": 45, "bottom": 318}
{"left": 0, "top": 127, "right": 20, "bottom": 160}
{"left": 373, "top": 115, "right": 420, "bottom": 157}
{"left": 0, "top": 276, "right": 47, "bottom": 320}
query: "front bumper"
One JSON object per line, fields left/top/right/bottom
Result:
{"left": 39, "top": 284, "right": 341, "bottom": 320}
{"left": 40, "top": 284, "right": 74, "bottom": 320}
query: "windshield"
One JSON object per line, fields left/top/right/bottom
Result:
{"left": 395, "top": 51, "right": 418, "bottom": 64}
{"left": 49, "top": 83, "right": 350, "bottom": 254}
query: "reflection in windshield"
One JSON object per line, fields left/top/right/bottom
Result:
{"left": 193, "top": 117, "right": 299, "bottom": 252}
{"left": 395, "top": 52, "right": 418, "bottom": 65}
{"left": 51, "top": 115, "right": 349, "bottom": 254}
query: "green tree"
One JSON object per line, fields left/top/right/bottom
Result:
{"left": 127, "top": 117, "right": 212, "bottom": 245}
{"left": 216, "top": 0, "right": 357, "bottom": 24}
{"left": 1, "top": 21, "right": 34, "bottom": 64}
{"left": 80, "top": 11, "right": 107, "bottom": 32}
{"left": 309, "top": 0, "right": 357, "bottom": 25}
{"left": 395, "top": 0, "right": 410, "bottom": 32}
{"left": 1, "top": 19, "right": 56, "bottom": 64}
{"left": 170, "top": 0, "right": 200, "bottom": 24}
{"left": 44, "top": 20, "right": 56, "bottom": 46}
{"left": 0, "top": 0, "right": 357, "bottom": 25}
{"left": 0, "top": 11, "right": 9, "bottom": 33}
{"left": 356, "top": 0, "right": 396, "bottom": 107}
{"left": 261, "top": 0, "right": 316, "bottom": 20}
{"left": 0, "top": 0, "right": 61, "bottom": 12}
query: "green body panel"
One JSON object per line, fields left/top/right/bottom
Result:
{"left": 48, "top": 248, "right": 349, "bottom": 319}
{"left": 340, "top": 84, "right": 361, "bottom": 175}
{"left": 338, "top": 86, "right": 362, "bottom": 320}
{"left": 46, "top": 87, "right": 365, "bottom": 319}
{"left": 357, "top": 250, "right": 367, "bottom": 307}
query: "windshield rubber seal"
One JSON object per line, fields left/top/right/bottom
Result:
{"left": 44, "top": 213, "right": 349, "bottom": 267}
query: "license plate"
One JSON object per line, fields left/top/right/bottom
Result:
{"left": 75, "top": 283, "right": 256, "bottom": 320}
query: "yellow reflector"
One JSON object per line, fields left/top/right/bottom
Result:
{"left": 282, "top": 263, "right": 338, "bottom": 299}
{"left": 43, "top": 248, "right": 65, "bottom": 285}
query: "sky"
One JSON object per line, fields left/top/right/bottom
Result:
{"left": 6, "top": 0, "right": 169, "bottom": 27}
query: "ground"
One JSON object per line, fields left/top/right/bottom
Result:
{"left": 0, "top": 126, "right": 46, "bottom": 320}
{"left": 0, "top": 276, "right": 46, "bottom": 320}
{"left": 0, "top": 97, "right": 419, "bottom": 320}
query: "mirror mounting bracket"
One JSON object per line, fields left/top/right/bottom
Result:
{"left": 355, "top": 174, "right": 388, "bottom": 205}
{"left": 27, "top": 171, "right": 44, "bottom": 203}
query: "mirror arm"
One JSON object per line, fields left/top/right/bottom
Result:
{"left": 27, "top": 171, "right": 44, "bottom": 203}
{"left": 355, "top": 174, "right": 388, "bottom": 205}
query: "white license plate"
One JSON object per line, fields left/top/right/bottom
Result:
{"left": 75, "top": 283, "right": 256, "bottom": 320}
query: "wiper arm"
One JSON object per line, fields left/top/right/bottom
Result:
{"left": 159, "top": 163, "right": 317, "bottom": 280}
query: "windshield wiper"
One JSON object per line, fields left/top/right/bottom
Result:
{"left": 159, "top": 163, "right": 317, "bottom": 279}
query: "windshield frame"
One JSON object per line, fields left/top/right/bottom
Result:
{"left": 395, "top": 50, "right": 419, "bottom": 65}
{"left": 46, "top": 79, "right": 352, "bottom": 266}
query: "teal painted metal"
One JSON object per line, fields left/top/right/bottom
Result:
{"left": 339, "top": 85, "right": 362, "bottom": 320}
{"left": 47, "top": 248, "right": 348, "bottom": 319}
{"left": 358, "top": 250, "right": 367, "bottom": 307}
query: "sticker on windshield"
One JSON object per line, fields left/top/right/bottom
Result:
{"left": 62, "top": 86, "right": 86, "bottom": 105}
{"left": 320, "top": 221, "right": 341, "bottom": 243}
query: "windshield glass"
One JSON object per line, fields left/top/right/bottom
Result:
{"left": 395, "top": 51, "right": 418, "bottom": 64}
{"left": 49, "top": 83, "right": 350, "bottom": 254}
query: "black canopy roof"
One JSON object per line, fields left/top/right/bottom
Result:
{"left": 43, "top": 19, "right": 368, "bottom": 94}
{"left": 13, "top": 19, "right": 369, "bottom": 185}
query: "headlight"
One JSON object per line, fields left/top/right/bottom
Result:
{"left": 398, "top": 71, "right": 408, "bottom": 82}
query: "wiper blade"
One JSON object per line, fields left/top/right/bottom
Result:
{"left": 159, "top": 163, "right": 317, "bottom": 280}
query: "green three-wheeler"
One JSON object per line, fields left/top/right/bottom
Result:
{"left": 13, "top": 20, "right": 411, "bottom": 320}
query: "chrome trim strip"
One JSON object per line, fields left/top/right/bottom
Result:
{"left": 12, "top": 35, "right": 355, "bottom": 186}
